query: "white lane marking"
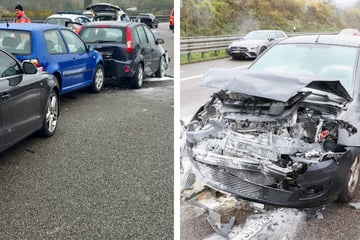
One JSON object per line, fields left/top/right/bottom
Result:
{"left": 181, "top": 74, "right": 204, "bottom": 82}
{"left": 181, "top": 65, "right": 249, "bottom": 82}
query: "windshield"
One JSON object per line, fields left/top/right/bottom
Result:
{"left": 249, "top": 43, "right": 357, "bottom": 93}
{"left": 244, "top": 31, "right": 270, "bottom": 40}
{"left": 0, "top": 30, "right": 31, "bottom": 55}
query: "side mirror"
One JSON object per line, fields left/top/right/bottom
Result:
{"left": 157, "top": 38, "right": 165, "bottom": 44}
{"left": 23, "top": 61, "right": 37, "bottom": 74}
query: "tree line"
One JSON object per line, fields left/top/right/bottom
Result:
{"left": 181, "top": 0, "right": 360, "bottom": 37}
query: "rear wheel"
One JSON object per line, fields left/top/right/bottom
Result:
{"left": 131, "top": 64, "right": 143, "bottom": 89}
{"left": 337, "top": 153, "right": 360, "bottom": 202}
{"left": 39, "top": 90, "right": 59, "bottom": 137}
{"left": 155, "top": 56, "right": 165, "bottom": 78}
{"left": 90, "top": 64, "right": 104, "bottom": 93}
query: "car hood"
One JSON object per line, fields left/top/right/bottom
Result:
{"left": 200, "top": 68, "right": 352, "bottom": 102}
{"left": 230, "top": 39, "right": 267, "bottom": 47}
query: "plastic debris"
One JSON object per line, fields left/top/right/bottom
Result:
{"left": 315, "top": 209, "right": 324, "bottom": 219}
{"left": 349, "top": 202, "right": 360, "bottom": 209}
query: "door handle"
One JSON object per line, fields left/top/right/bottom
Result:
{"left": 1, "top": 93, "right": 10, "bottom": 101}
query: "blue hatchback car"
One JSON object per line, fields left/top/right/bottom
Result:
{"left": 0, "top": 23, "right": 104, "bottom": 94}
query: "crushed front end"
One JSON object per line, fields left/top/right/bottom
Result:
{"left": 182, "top": 87, "right": 357, "bottom": 208}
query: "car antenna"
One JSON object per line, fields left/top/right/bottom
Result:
{"left": 315, "top": 35, "right": 320, "bottom": 43}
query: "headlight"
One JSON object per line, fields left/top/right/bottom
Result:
{"left": 248, "top": 45, "right": 259, "bottom": 50}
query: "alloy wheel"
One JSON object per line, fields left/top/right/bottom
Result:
{"left": 46, "top": 94, "right": 58, "bottom": 133}
{"left": 348, "top": 154, "right": 360, "bottom": 193}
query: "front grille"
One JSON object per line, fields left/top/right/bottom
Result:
{"left": 194, "top": 162, "right": 293, "bottom": 205}
{"left": 230, "top": 47, "right": 247, "bottom": 52}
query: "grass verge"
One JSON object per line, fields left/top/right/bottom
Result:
{"left": 181, "top": 50, "right": 229, "bottom": 64}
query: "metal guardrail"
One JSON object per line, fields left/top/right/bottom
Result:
{"left": 180, "top": 32, "right": 338, "bottom": 63}
{"left": 180, "top": 34, "right": 243, "bottom": 63}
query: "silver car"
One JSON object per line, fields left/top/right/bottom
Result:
{"left": 228, "top": 30, "right": 287, "bottom": 60}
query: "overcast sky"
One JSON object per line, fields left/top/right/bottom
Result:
{"left": 333, "top": 0, "right": 358, "bottom": 8}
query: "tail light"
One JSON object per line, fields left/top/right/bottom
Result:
{"left": 76, "top": 25, "right": 83, "bottom": 35}
{"left": 126, "top": 26, "right": 133, "bottom": 53}
{"left": 30, "top": 59, "right": 45, "bottom": 71}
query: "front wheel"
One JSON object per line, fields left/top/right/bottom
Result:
{"left": 90, "top": 64, "right": 104, "bottom": 93}
{"left": 337, "top": 153, "right": 360, "bottom": 202}
{"left": 259, "top": 46, "right": 267, "bottom": 55}
{"left": 39, "top": 89, "right": 59, "bottom": 137}
{"left": 131, "top": 64, "right": 143, "bottom": 89}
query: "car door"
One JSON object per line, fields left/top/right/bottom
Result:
{"left": 134, "top": 25, "right": 152, "bottom": 74}
{"left": 0, "top": 51, "right": 40, "bottom": 151}
{"left": 143, "top": 26, "right": 162, "bottom": 74}
{"left": 60, "top": 29, "right": 94, "bottom": 90}
{"left": 44, "top": 29, "right": 75, "bottom": 92}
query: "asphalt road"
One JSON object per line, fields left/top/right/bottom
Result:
{"left": 180, "top": 57, "right": 360, "bottom": 240}
{"left": 0, "top": 23, "right": 174, "bottom": 240}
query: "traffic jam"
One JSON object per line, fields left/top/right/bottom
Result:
{"left": 0, "top": 3, "right": 171, "bottom": 154}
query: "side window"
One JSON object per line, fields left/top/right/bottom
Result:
{"left": 61, "top": 29, "right": 86, "bottom": 53}
{"left": 44, "top": 30, "right": 67, "bottom": 54}
{"left": 276, "top": 32, "right": 285, "bottom": 38}
{"left": 143, "top": 26, "right": 156, "bottom": 44}
{"left": 135, "top": 26, "right": 148, "bottom": 44}
{"left": 0, "top": 51, "right": 21, "bottom": 78}
{"left": 269, "top": 33, "right": 276, "bottom": 40}
{"left": 81, "top": 17, "right": 90, "bottom": 24}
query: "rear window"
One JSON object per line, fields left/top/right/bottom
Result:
{"left": 80, "top": 27, "right": 125, "bottom": 43}
{"left": 45, "top": 18, "right": 71, "bottom": 26}
{"left": 0, "top": 30, "right": 31, "bottom": 55}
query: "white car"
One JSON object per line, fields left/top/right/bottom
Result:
{"left": 228, "top": 30, "right": 287, "bottom": 60}
{"left": 45, "top": 13, "right": 91, "bottom": 27}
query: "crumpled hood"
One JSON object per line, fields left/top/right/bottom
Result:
{"left": 230, "top": 39, "right": 267, "bottom": 47}
{"left": 200, "top": 68, "right": 352, "bottom": 102}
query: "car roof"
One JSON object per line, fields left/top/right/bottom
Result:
{"left": 46, "top": 14, "right": 88, "bottom": 20}
{"left": 249, "top": 30, "right": 284, "bottom": 33}
{"left": 82, "top": 20, "right": 141, "bottom": 28}
{"left": 0, "top": 23, "right": 64, "bottom": 31}
{"left": 278, "top": 34, "right": 360, "bottom": 47}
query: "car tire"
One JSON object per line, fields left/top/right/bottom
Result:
{"left": 131, "top": 64, "right": 143, "bottom": 89}
{"left": 259, "top": 46, "right": 267, "bottom": 55}
{"left": 90, "top": 64, "right": 104, "bottom": 93}
{"left": 232, "top": 55, "right": 242, "bottom": 60}
{"left": 155, "top": 56, "right": 165, "bottom": 78}
{"left": 337, "top": 153, "right": 360, "bottom": 202}
{"left": 39, "top": 89, "right": 59, "bottom": 137}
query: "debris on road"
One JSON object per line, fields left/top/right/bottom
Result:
{"left": 349, "top": 202, "right": 360, "bottom": 209}
{"left": 315, "top": 209, "right": 324, "bottom": 219}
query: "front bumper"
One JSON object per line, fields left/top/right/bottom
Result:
{"left": 184, "top": 146, "right": 352, "bottom": 208}
{"left": 228, "top": 47, "right": 258, "bottom": 58}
